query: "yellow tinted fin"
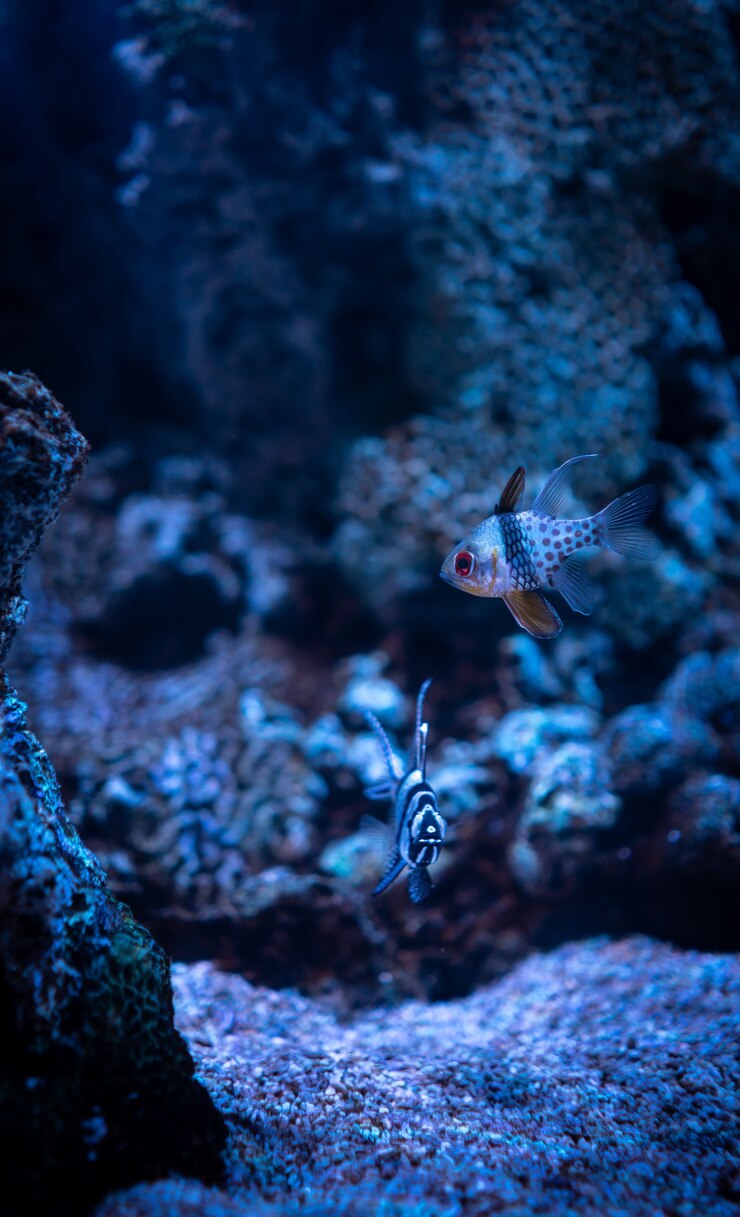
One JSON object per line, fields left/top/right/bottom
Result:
{"left": 495, "top": 465, "right": 526, "bottom": 515}
{"left": 503, "top": 590, "right": 563, "bottom": 639}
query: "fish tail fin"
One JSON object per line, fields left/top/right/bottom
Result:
{"left": 596, "top": 485, "right": 661, "bottom": 561}
{"left": 408, "top": 867, "right": 433, "bottom": 904}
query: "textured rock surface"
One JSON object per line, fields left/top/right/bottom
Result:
{"left": 0, "top": 374, "right": 224, "bottom": 1216}
{"left": 333, "top": 0, "right": 740, "bottom": 622}
{"left": 0, "top": 370, "right": 88, "bottom": 660}
{"left": 0, "top": 680, "right": 225, "bottom": 1216}
{"left": 95, "top": 937, "right": 740, "bottom": 1217}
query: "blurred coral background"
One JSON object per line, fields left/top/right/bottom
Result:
{"left": 0, "top": 3, "right": 738, "bottom": 1215}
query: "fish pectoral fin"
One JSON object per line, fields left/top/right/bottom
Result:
{"left": 531, "top": 454, "right": 600, "bottom": 517}
{"left": 371, "top": 848, "right": 405, "bottom": 897}
{"left": 495, "top": 465, "right": 526, "bottom": 515}
{"left": 550, "top": 554, "right": 594, "bottom": 615}
{"left": 360, "top": 813, "right": 393, "bottom": 857}
{"left": 503, "top": 590, "right": 563, "bottom": 639}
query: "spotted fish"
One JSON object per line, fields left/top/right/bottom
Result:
{"left": 363, "top": 679, "right": 446, "bottom": 903}
{"left": 440, "top": 454, "right": 660, "bottom": 639}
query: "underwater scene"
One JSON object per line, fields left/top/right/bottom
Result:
{"left": 1, "top": 2, "right": 739, "bottom": 1215}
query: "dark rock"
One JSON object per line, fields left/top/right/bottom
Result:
{"left": 605, "top": 701, "right": 719, "bottom": 796}
{"left": 0, "top": 370, "right": 88, "bottom": 660}
{"left": 0, "top": 373, "right": 224, "bottom": 1215}
{"left": 662, "top": 772, "right": 740, "bottom": 881}
{"left": 0, "top": 680, "right": 225, "bottom": 1216}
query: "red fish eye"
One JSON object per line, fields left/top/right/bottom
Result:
{"left": 454, "top": 550, "right": 475, "bottom": 577}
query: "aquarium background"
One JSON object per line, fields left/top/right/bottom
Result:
{"left": 0, "top": 2, "right": 738, "bottom": 1216}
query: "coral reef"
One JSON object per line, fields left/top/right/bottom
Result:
{"left": 509, "top": 740, "right": 620, "bottom": 896}
{"left": 0, "top": 374, "right": 224, "bottom": 1217}
{"left": 95, "top": 938, "right": 740, "bottom": 1217}
{"left": 6, "top": 439, "right": 738, "bottom": 1000}
{"left": 333, "top": 0, "right": 740, "bottom": 631}
{"left": 11, "top": 533, "right": 739, "bottom": 1005}
{"left": 0, "top": 2, "right": 739, "bottom": 1211}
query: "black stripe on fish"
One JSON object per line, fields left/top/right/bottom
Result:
{"left": 401, "top": 795, "right": 445, "bottom": 867}
{"left": 500, "top": 512, "right": 539, "bottom": 591}
{"left": 364, "top": 679, "right": 446, "bottom": 901}
{"left": 396, "top": 780, "right": 437, "bottom": 819}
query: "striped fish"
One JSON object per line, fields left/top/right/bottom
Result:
{"left": 364, "top": 679, "right": 446, "bottom": 903}
{"left": 440, "top": 454, "right": 660, "bottom": 639}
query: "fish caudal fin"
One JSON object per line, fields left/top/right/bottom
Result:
{"left": 550, "top": 553, "right": 594, "bottom": 615}
{"left": 408, "top": 867, "right": 433, "bottom": 904}
{"left": 371, "top": 847, "right": 405, "bottom": 897}
{"left": 531, "top": 454, "right": 600, "bottom": 517}
{"left": 597, "top": 485, "right": 661, "bottom": 561}
{"left": 503, "top": 589, "right": 563, "bottom": 639}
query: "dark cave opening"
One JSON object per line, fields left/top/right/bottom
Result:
{"left": 78, "top": 566, "right": 243, "bottom": 670}
{"left": 659, "top": 168, "right": 740, "bottom": 358}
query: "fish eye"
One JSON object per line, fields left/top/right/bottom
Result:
{"left": 454, "top": 550, "right": 476, "bottom": 578}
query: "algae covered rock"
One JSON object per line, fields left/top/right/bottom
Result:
{"left": 0, "top": 370, "right": 88, "bottom": 660}
{"left": 509, "top": 740, "right": 621, "bottom": 895}
{"left": 0, "top": 682, "right": 224, "bottom": 1215}
{"left": 0, "top": 372, "right": 224, "bottom": 1216}
{"left": 96, "top": 937, "right": 740, "bottom": 1217}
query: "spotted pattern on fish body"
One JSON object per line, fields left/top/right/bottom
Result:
{"left": 516, "top": 512, "right": 598, "bottom": 586}
{"left": 440, "top": 455, "right": 660, "bottom": 639}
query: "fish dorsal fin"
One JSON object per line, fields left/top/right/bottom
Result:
{"left": 412, "top": 678, "right": 432, "bottom": 773}
{"left": 371, "top": 847, "right": 405, "bottom": 897}
{"left": 531, "top": 454, "right": 600, "bottom": 518}
{"left": 365, "top": 711, "right": 403, "bottom": 784}
{"left": 495, "top": 465, "right": 526, "bottom": 515}
{"left": 503, "top": 590, "right": 563, "bottom": 639}
{"left": 550, "top": 554, "right": 594, "bottom": 615}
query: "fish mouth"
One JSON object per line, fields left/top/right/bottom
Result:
{"left": 439, "top": 566, "right": 455, "bottom": 587}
